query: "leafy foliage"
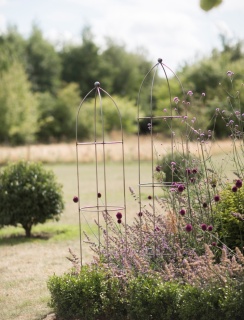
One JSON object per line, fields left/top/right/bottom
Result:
{"left": 0, "top": 161, "right": 64, "bottom": 237}
{"left": 214, "top": 183, "right": 244, "bottom": 250}
{"left": 48, "top": 263, "right": 244, "bottom": 320}
{"left": 0, "top": 61, "right": 38, "bottom": 144}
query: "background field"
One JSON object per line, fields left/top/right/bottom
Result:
{"left": 0, "top": 138, "right": 237, "bottom": 320}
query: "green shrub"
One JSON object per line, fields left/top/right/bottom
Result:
{"left": 0, "top": 161, "right": 64, "bottom": 237}
{"left": 127, "top": 275, "right": 180, "bottom": 320}
{"left": 48, "top": 266, "right": 244, "bottom": 320}
{"left": 157, "top": 151, "right": 202, "bottom": 183}
{"left": 48, "top": 265, "right": 127, "bottom": 320}
{"left": 213, "top": 183, "right": 244, "bottom": 251}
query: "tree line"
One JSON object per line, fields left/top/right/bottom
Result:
{"left": 0, "top": 25, "right": 152, "bottom": 145}
{"left": 0, "top": 25, "right": 243, "bottom": 145}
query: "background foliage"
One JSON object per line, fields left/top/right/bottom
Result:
{"left": 0, "top": 25, "right": 244, "bottom": 144}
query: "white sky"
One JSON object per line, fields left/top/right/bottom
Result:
{"left": 0, "top": 0, "right": 243, "bottom": 70}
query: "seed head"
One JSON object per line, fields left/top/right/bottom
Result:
{"left": 179, "top": 209, "right": 186, "bottom": 216}
{"left": 236, "top": 180, "right": 242, "bottom": 188}
{"left": 116, "top": 212, "right": 122, "bottom": 219}
{"left": 185, "top": 224, "right": 192, "bottom": 232}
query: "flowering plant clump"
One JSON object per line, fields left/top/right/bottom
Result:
{"left": 84, "top": 70, "right": 244, "bottom": 282}
{"left": 48, "top": 70, "right": 244, "bottom": 320}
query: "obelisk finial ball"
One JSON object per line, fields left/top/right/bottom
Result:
{"left": 94, "top": 81, "right": 100, "bottom": 87}
{"left": 158, "top": 58, "right": 163, "bottom": 63}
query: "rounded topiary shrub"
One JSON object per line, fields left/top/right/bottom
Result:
{"left": 0, "top": 161, "right": 64, "bottom": 237}
{"left": 213, "top": 181, "right": 244, "bottom": 251}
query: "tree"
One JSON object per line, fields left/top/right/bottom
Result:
{"left": 26, "top": 25, "right": 61, "bottom": 93}
{"left": 60, "top": 27, "right": 101, "bottom": 96}
{"left": 0, "top": 61, "right": 38, "bottom": 144}
{"left": 0, "top": 161, "right": 64, "bottom": 237}
{"left": 0, "top": 25, "right": 26, "bottom": 74}
{"left": 36, "top": 83, "right": 81, "bottom": 142}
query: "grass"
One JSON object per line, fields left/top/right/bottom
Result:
{"left": 0, "top": 140, "right": 236, "bottom": 320}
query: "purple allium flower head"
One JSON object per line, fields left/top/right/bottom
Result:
{"left": 138, "top": 212, "right": 143, "bottom": 217}
{"left": 73, "top": 196, "right": 79, "bottom": 203}
{"left": 202, "top": 92, "right": 206, "bottom": 97}
{"left": 236, "top": 179, "right": 243, "bottom": 188}
{"left": 201, "top": 223, "right": 207, "bottom": 231}
{"left": 192, "top": 168, "right": 198, "bottom": 174}
{"left": 203, "top": 202, "right": 208, "bottom": 208}
{"left": 117, "top": 219, "right": 122, "bottom": 224}
{"left": 116, "top": 212, "right": 122, "bottom": 219}
{"left": 187, "top": 90, "right": 193, "bottom": 96}
{"left": 232, "top": 186, "right": 238, "bottom": 192}
{"left": 186, "top": 168, "right": 191, "bottom": 175}
{"left": 207, "top": 225, "right": 213, "bottom": 232}
{"left": 211, "top": 242, "right": 217, "bottom": 246}
{"left": 214, "top": 195, "right": 220, "bottom": 202}
{"left": 177, "top": 184, "right": 185, "bottom": 193}
{"left": 97, "top": 192, "right": 102, "bottom": 198}
{"left": 185, "top": 224, "right": 193, "bottom": 232}
{"left": 148, "top": 195, "right": 152, "bottom": 200}
{"left": 179, "top": 209, "right": 186, "bottom": 216}
{"left": 155, "top": 165, "right": 161, "bottom": 172}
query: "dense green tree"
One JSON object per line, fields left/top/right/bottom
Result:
{"left": 0, "top": 61, "right": 38, "bottom": 144}
{"left": 60, "top": 27, "right": 101, "bottom": 96}
{"left": 26, "top": 25, "right": 61, "bottom": 93}
{"left": 36, "top": 83, "right": 81, "bottom": 142}
{"left": 0, "top": 25, "right": 26, "bottom": 73}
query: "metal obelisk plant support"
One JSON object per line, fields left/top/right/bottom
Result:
{"left": 136, "top": 58, "right": 187, "bottom": 256}
{"left": 75, "top": 82, "right": 127, "bottom": 265}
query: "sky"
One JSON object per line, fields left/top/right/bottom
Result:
{"left": 0, "top": 0, "right": 243, "bottom": 70}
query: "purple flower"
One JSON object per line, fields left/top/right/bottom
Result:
{"left": 186, "top": 168, "right": 191, "bottom": 175}
{"left": 192, "top": 168, "right": 198, "bottom": 174}
{"left": 236, "top": 179, "right": 242, "bottom": 188}
{"left": 173, "top": 97, "right": 180, "bottom": 104}
{"left": 211, "top": 242, "right": 217, "bottom": 247}
{"left": 232, "top": 186, "right": 238, "bottom": 192}
{"left": 207, "top": 225, "right": 213, "bottom": 232}
{"left": 148, "top": 195, "right": 152, "bottom": 200}
{"left": 73, "top": 196, "right": 79, "bottom": 203}
{"left": 117, "top": 219, "right": 122, "bottom": 224}
{"left": 227, "top": 70, "right": 234, "bottom": 77}
{"left": 177, "top": 184, "right": 185, "bottom": 193}
{"left": 187, "top": 90, "right": 193, "bottom": 96}
{"left": 202, "top": 92, "right": 206, "bottom": 97}
{"left": 97, "top": 192, "right": 102, "bottom": 198}
{"left": 116, "top": 212, "right": 122, "bottom": 219}
{"left": 155, "top": 165, "right": 161, "bottom": 172}
{"left": 202, "top": 202, "right": 208, "bottom": 208}
{"left": 179, "top": 209, "right": 186, "bottom": 216}
{"left": 214, "top": 195, "right": 220, "bottom": 202}
{"left": 201, "top": 224, "right": 207, "bottom": 231}
{"left": 185, "top": 224, "right": 192, "bottom": 232}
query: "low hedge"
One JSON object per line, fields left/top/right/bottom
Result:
{"left": 47, "top": 265, "right": 244, "bottom": 320}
